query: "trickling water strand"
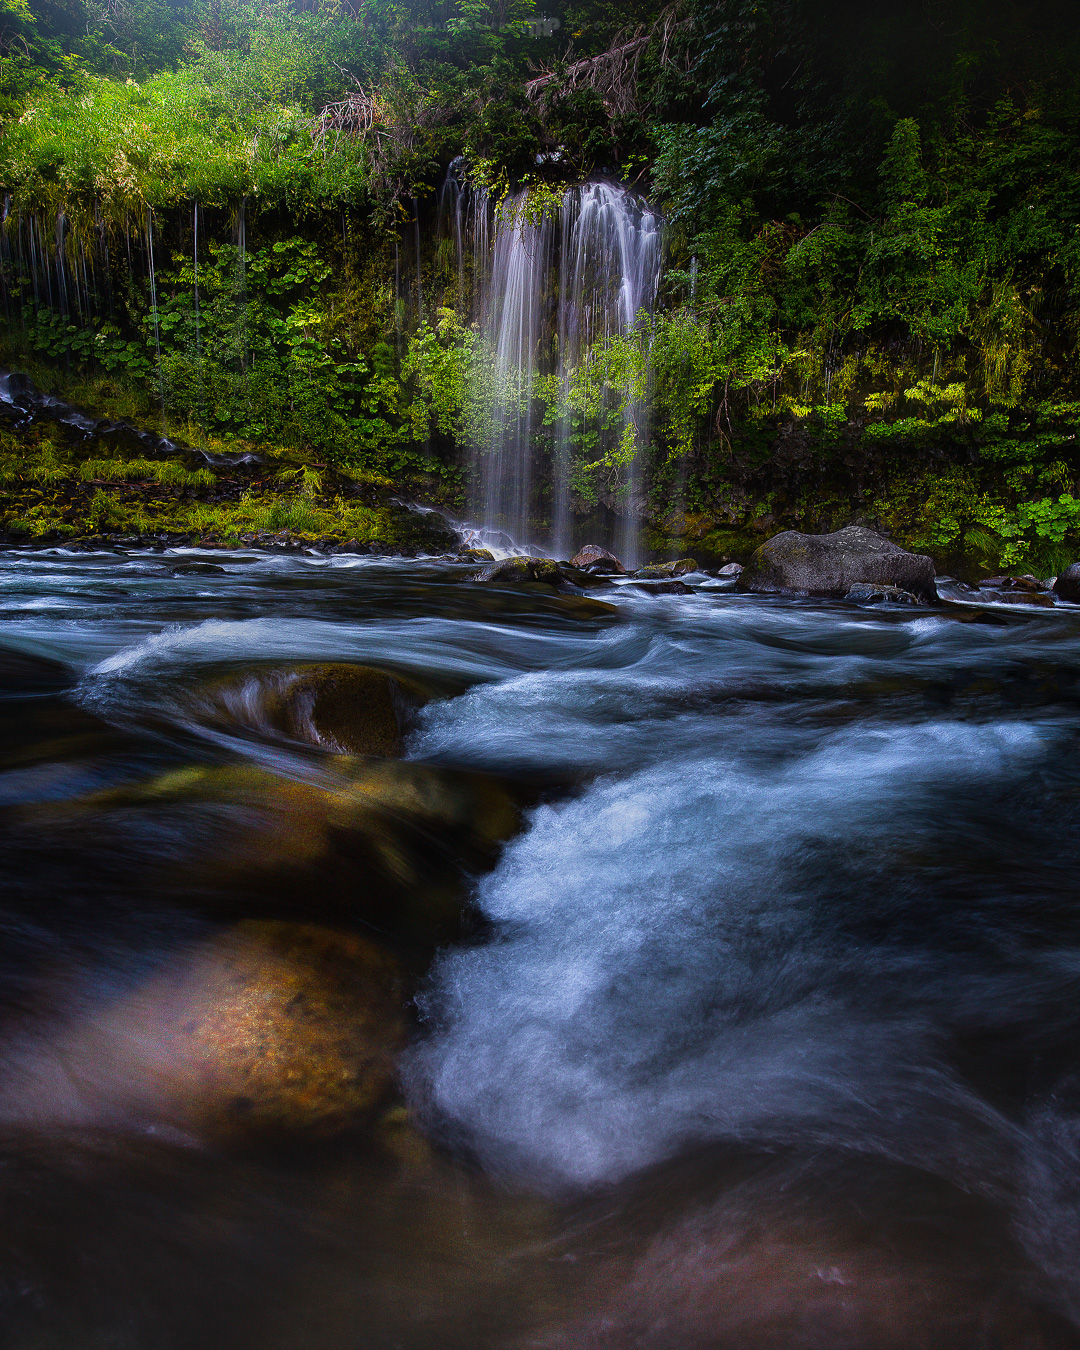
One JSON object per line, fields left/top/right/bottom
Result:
{"left": 80, "top": 240, "right": 92, "bottom": 324}
{"left": 393, "top": 235, "right": 403, "bottom": 361}
{"left": 412, "top": 199, "right": 424, "bottom": 326}
{"left": 437, "top": 156, "right": 468, "bottom": 308}
{"left": 193, "top": 200, "right": 205, "bottom": 430}
{"left": 37, "top": 216, "right": 54, "bottom": 312}
{"left": 236, "top": 196, "right": 248, "bottom": 382}
{"left": 145, "top": 208, "right": 166, "bottom": 430}
{"left": 0, "top": 196, "right": 10, "bottom": 324}
{"left": 55, "top": 211, "right": 70, "bottom": 316}
{"left": 14, "top": 211, "right": 27, "bottom": 326}
{"left": 27, "top": 214, "right": 39, "bottom": 312}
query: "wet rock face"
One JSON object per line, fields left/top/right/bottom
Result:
{"left": 275, "top": 664, "right": 407, "bottom": 756}
{"left": 632, "top": 559, "right": 698, "bottom": 580}
{"left": 40, "top": 758, "right": 521, "bottom": 949}
{"left": 568, "top": 546, "right": 626, "bottom": 574}
{"left": 1053, "top": 563, "right": 1080, "bottom": 601}
{"left": 738, "top": 527, "right": 936, "bottom": 602}
{"left": 0, "top": 644, "right": 73, "bottom": 695}
{"left": 627, "top": 579, "right": 695, "bottom": 596}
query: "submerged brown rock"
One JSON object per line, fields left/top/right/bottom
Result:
{"left": 147, "top": 920, "right": 406, "bottom": 1142}
{"left": 1, "top": 921, "right": 406, "bottom": 1145}
{"left": 199, "top": 662, "right": 424, "bottom": 756}
{"left": 632, "top": 558, "right": 698, "bottom": 579}
{"left": 30, "top": 758, "right": 521, "bottom": 948}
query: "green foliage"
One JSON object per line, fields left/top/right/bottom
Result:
{"left": 4, "top": 0, "right": 1080, "bottom": 571}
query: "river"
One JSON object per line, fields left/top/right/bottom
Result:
{"left": 1, "top": 544, "right": 1080, "bottom": 1347}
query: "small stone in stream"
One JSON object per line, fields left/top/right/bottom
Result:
{"left": 845, "top": 583, "right": 921, "bottom": 605}
{"left": 459, "top": 547, "right": 495, "bottom": 562}
{"left": 628, "top": 579, "right": 695, "bottom": 596}
{"left": 1003, "top": 591, "right": 1055, "bottom": 607}
{"left": 568, "top": 545, "right": 626, "bottom": 574}
{"left": 632, "top": 558, "right": 699, "bottom": 579}
{"left": 1053, "top": 563, "right": 1080, "bottom": 601}
{"left": 476, "top": 556, "right": 562, "bottom": 585}
{"left": 715, "top": 562, "right": 744, "bottom": 577}
{"left": 170, "top": 562, "right": 227, "bottom": 576}
{"left": 738, "top": 526, "right": 936, "bottom": 601}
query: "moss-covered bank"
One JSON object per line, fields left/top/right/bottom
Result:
{"left": 0, "top": 368, "right": 459, "bottom": 554}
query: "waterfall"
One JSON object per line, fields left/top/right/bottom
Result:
{"left": 554, "top": 183, "right": 661, "bottom": 563}
{"left": 459, "top": 177, "right": 661, "bottom": 561}
{"left": 471, "top": 192, "right": 557, "bottom": 548}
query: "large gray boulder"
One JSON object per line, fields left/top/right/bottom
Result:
{"left": 1053, "top": 563, "right": 1080, "bottom": 601}
{"left": 737, "top": 526, "right": 936, "bottom": 602}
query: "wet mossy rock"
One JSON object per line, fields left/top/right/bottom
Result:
{"left": 632, "top": 559, "right": 699, "bottom": 580}
{"left": 475, "top": 556, "right": 563, "bottom": 585}
{"left": 737, "top": 527, "right": 936, "bottom": 602}
{"left": 278, "top": 663, "right": 419, "bottom": 756}
{"left": 53, "top": 759, "right": 521, "bottom": 948}
{"left": 92, "top": 920, "right": 406, "bottom": 1145}
{"left": 204, "top": 663, "right": 426, "bottom": 756}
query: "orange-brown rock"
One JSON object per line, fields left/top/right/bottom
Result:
{"left": 4, "top": 921, "right": 407, "bottom": 1145}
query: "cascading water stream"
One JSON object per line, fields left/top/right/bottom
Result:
{"left": 453, "top": 177, "right": 662, "bottom": 561}
{"left": 555, "top": 182, "right": 661, "bottom": 563}
{"left": 472, "top": 193, "right": 556, "bottom": 549}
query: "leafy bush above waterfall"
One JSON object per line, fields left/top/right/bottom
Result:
{"left": 2, "top": 0, "right": 1080, "bottom": 568}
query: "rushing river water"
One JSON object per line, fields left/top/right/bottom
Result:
{"left": 4, "top": 546, "right": 1080, "bottom": 1347}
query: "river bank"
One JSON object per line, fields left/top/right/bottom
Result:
{"left": 4, "top": 363, "right": 1080, "bottom": 581}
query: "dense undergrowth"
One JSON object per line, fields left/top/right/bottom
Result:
{"left": 1, "top": 0, "right": 1079, "bottom": 571}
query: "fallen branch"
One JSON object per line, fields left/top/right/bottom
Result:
{"left": 525, "top": 35, "right": 651, "bottom": 118}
